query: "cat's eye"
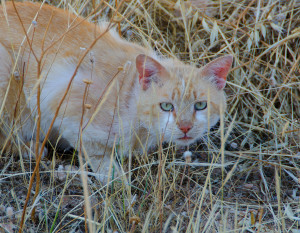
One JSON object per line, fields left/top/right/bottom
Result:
{"left": 194, "top": 101, "right": 207, "bottom": 111}
{"left": 160, "top": 102, "right": 174, "bottom": 112}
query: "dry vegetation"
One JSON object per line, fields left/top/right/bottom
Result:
{"left": 0, "top": 0, "right": 300, "bottom": 232}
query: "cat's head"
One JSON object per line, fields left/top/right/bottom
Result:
{"left": 135, "top": 54, "right": 233, "bottom": 146}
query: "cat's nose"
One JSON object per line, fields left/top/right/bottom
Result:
{"left": 179, "top": 123, "right": 193, "bottom": 133}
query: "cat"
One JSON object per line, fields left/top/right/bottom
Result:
{"left": 0, "top": 1, "right": 233, "bottom": 182}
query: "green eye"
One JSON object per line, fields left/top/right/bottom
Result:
{"left": 194, "top": 101, "right": 207, "bottom": 111}
{"left": 160, "top": 102, "right": 174, "bottom": 111}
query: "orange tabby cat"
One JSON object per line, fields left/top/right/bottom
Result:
{"left": 0, "top": 2, "right": 233, "bottom": 182}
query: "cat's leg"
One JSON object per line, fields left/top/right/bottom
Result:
{"left": 0, "top": 43, "right": 47, "bottom": 159}
{"left": 0, "top": 42, "right": 12, "bottom": 107}
{"left": 88, "top": 153, "right": 121, "bottom": 184}
{"left": 56, "top": 127, "right": 121, "bottom": 183}
{"left": 0, "top": 43, "right": 16, "bottom": 153}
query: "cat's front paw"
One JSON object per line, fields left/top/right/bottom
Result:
{"left": 88, "top": 155, "right": 122, "bottom": 184}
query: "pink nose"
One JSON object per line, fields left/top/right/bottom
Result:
{"left": 179, "top": 124, "right": 192, "bottom": 133}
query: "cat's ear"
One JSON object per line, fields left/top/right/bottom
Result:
{"left": 202, "top": 55, "right": 233, "bottom": 90}
{"left": 136, "top": 54, "right": 167, "bottom": 90}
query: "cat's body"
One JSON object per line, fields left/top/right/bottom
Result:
{"left": 0, "top": 2, "right": 233, "bottom": 181}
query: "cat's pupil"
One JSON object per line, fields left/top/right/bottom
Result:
{"left": 160, "top": 103, "right": 174, "bottom": 112}
{"left": 194, "top": 101, "right": 207, "bottom": 111}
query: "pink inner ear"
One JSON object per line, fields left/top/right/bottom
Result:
{"left": 138, "top": 67, "right": 155, "bottom": 81}
{"left": 213, "top": 65, "right": 230, "bottom": 89}
{"left": 136, "top": 54, "right": 166, "bottom": 90}
{"left": 214, "top": 66, "right": 230, "bottom": 81}
{"left": 204, "top": 55, "right": 233, "bottom": 90}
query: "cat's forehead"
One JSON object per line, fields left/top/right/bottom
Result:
{"left": 167, "top": 63, "right": 204, "bottom": 83}
{"left": 158, "top": 60, "right": 222, "bottom": 102}
{"left": 169, "top": 63, "right": 197, "bottom": 78}
{"left": 167, "top": 65, "right": 211, "bottom": 97}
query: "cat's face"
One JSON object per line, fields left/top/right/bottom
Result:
{"left": 136, "top": 54, "right": 233, "bottom": 146}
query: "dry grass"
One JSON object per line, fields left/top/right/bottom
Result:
{"left": 0, "top": 0, "right": 300, "bottom": 232}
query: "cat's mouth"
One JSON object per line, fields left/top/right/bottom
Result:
{"left": 178, "top": 135, "right": 193, "bottom": 140}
